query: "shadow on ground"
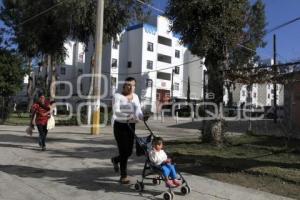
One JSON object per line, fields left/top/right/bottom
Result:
{"left": 0, "top": 164, "right": 161, "bottom": 198}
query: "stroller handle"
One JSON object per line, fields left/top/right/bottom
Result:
{"left": 125, "top": 119, "right": 155, "bottom": 137}
{"left": 143, "top": 119, "right": 155, "bottom": 136}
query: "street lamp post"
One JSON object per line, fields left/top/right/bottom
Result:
{"left": 91, "top": 0, "right": 104, "bottom": 135}
{"left": 171, "top": 69, "right": 175, "bottom": 101}
{"left": 202, "top": 66, "right": 208, "bottom": 135}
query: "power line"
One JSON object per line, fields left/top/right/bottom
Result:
{"left": 135, "top": 0, "right": 165, "bottom": 14}
{"left": 16, "top": 0, "right": 70, "bottom": 26}
{"left": 139, "top": 2, "right": 300, "bottom": 63}
{"left": 267, "top": 16, "right": 300, "bottom": 34}
{"left": 135, "top": 1, "right": 275, "bottom": 60}
{"left": 224, "top": 61, "right": 300, "bottom": 72}
{"left": 15, "top": 0, "right": 299, "bottom": 62}
{"left": 238, "top": 16, "right": 300, "bottom": 61}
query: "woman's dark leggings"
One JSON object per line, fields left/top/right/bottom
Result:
{"left": 37, "top": 125, "right": 48, "bottom": 147}
{"left": 113, "top": 121, "right": 135, "bottom": 178}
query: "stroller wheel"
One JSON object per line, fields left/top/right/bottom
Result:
{"left": 135, "top": 182, "right": 144, "bottom": 192}
{"left": 181, "top": 185, "right": 191, "bottom": 195}
{"left": 163, "top": 192, "right": 173, "bottom": 200}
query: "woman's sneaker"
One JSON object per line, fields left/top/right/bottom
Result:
{"left": 172, "top": 179, "right": 181, "bottom": 187}
{"left": 120, "top": 177, "right": 130, "bottom": 184}
{"left": 111, "top": 158, "right": 119, "bottom": 173}
{"left": 165, "top": 180, "right": 176, "bottom": 188}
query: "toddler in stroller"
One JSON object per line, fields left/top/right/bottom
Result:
{"left": 149, "top": 137, "right": 181, "bottom": 187}
{"left": 134, "top": 121, "right": 191, "bottom": 200}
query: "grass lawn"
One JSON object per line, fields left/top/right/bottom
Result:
{"left": 4, "top": 113, "right": 30, "bottom": 125}
{"left": 166, "top": 134, "right": 300, "bottom": 199}
{"left": 3, "top": 112, "right": 109, "bottom": 126}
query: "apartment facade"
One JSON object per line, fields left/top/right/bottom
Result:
{"left": 97, "top": 16, "right": 204, "bottom": 112}
{"left": 223, "top": 59, "right": 284, "bottom": 107}
{"left": 25, "top": 16, "right": 203, "bottom": 113}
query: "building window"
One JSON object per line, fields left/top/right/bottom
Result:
{"left": 158, "top": 35, "right": 172, "bottom": 46}
{"left": 112, "top": 40, "right": 118, "bottom": 49}
{"left": 268, "top": 94, "right": 270, "bottom": 99}
{"left": 157, "top": 54, "right": 171, "bottom": 64}
{"left": 111, "top": 76, "right": 117, "bottom": 87}
{"left": 147, "top": 60, "right": 153, "bottom": 69}
{"left": 242, "top": 91, "right": 246, "bottom": 97}
{"left": 253, "top": 92, "right": 257, "bottom": 98}
{"left": 112, "top": 58, "right": 118, "bottom": 68}
{"left": 175, "top": 50, "right": 180, "bottom": 58}
{"left": 157, "top": 72, "right": 171, "bottom": 80}
{"left": 146, "top": 79, "right": 153, "bottom": 87}
{"left": 174, "top": 82, "right": 179, "bottom": 91}
{"left": 127, "top": 61, "right": 132, "bottom": 68}
{"left": 60, "top": 67, "right": 66, "bottom": 75}
{"left": 147, "top": 42, "right": 153, "bottom": 51}
{"left": 174, "top": 66, "right": 180, "bottom": 74}
{"left": 78, "top": 52, "right": 84, "bottom": 63}
{"left": 60, "top": 84, "right": 65, "bottom": 90}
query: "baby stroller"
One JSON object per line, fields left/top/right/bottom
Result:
{"left": 132, "top": 120, "right": 191, "bottom": 200}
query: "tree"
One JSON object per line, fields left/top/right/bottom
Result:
{"left": 187, "top": 76, "right": 190, "bottom": 103}
{"left": 0, "top": 0, "right": 150, "bottom": 101}
{"left": 0, "top": 48, "right": 25, "bottom": 122}
{"left": 166, "top": 0, "right": 266, "bottom": 145}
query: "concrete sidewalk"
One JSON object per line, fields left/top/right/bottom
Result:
{"left": 0, "top": 125, "right": 295, "bottom": 200}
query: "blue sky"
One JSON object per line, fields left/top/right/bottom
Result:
{"left": 152, "top": 0, "right": 300, "bottom": 62}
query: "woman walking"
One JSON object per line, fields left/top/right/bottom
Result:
{"left": 31, "top": 93, "right": 51, "bottom": 151}
{"left": 111, "top": 77, "right": 147, "bottom": 184}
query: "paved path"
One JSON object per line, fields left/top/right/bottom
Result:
{"left": 0, "top": 124, "right": 295, "bottom": 200}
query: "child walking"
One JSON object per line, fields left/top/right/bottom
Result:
{"left": 149, "top": 137, "right": 181, "bottom": 187}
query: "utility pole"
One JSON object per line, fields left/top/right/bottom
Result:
{"left": 171, "top": 69, "right": 174, "bottom": 101}
{"left": 91, "top": 0, "right": 104, "bottom": 135}
{"left": 202, "top": 67, "right": 207, "bottom": 136}
{"left": 273, "top": 34, "right": 277, "bottom": 124}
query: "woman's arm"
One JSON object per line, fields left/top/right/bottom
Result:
{"left": 134, "top": 94, "right": 144, "bottom": 120}
{"left": 30, "top": 111, "right": 36, "bottom": 127}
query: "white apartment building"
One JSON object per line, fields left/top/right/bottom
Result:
{"left": 26, "top": 16, "right": 204, "bottom": 113}
{"left": 257, "top": 58, "right": 284, "bottom": 106}
{"left": 223, "top": 58, "right": 284, "bottom": 107}
{"left": 98, "top": 16, "right": 205, "bottom": 112}
{"left": 257, "top": 83, "right": 284, "bottom": 106}
{"left": 224, "top": 83, "right": 259, "bottom": 106}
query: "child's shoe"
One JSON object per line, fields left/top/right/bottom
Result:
{"left": 172, "top": 179, "right": 181, "bottom": 187}
{"left": 166, "top": 180, "right": 176, "bottom": 188}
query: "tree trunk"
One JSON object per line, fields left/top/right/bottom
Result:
{"left": 225, "top": 83, "right": 234, "bottom": 116}
{"left": 50, "top": 56, "right": 56, "bottom": 98}
{"left": 46, "top": 54, "right": 51, "bottom": 96}
{"left": 201, "top": 53, "right": 225, "bottom": 145}
{"left": 26, "top": 58, "right": 35, "bottom": 112}
{"left": 202, "top": 119, "right": 225, "bottom": 146}
{"left": 187, "top": 76, "right": 191, "bottom": 103}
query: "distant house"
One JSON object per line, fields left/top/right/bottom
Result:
{"left": 283, "top": 71, "right": 300, "bottom": 134}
